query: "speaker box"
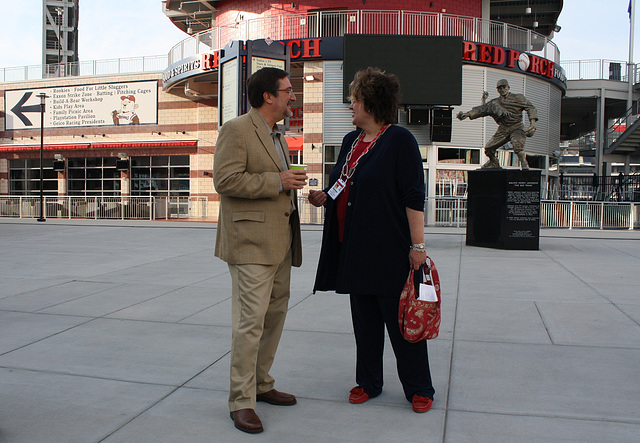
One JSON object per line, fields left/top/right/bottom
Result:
{"left": 116, "top": 159, "right": 130, "bottom": 171}
{"left": 52, "top": 160, "right": 65, "bottom": 171}
{"left": 431, "top": 108, "right": 452, "bottom": 142}
{"left": 407, "top": 108, "right": 429, "bottom": 125}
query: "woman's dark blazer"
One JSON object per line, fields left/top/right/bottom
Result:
{"left": 313, "top": 125, "right": 425, "bottom": 297}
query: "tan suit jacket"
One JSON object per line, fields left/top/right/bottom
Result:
{"left": 214, "top": 107, "right": 302, "bottom": 267}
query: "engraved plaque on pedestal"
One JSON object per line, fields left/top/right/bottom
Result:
{"left": 466, "top": 170, "right": 540, "bottom": 250}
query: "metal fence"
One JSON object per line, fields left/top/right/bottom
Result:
{"left": 540, "top": 201, "right": 639, "bottom": 230}
{"left": 561, "top": 59, "right": 640, "bottom": 83}
{"left": 3, "top": 195, "right": 638, "bottom": 230}
{"left": 428, "top": 197, "right": 638, "bottom": 230}
{"left": 7, "top": 12, "right": 640, "bottom": 85}
{"left": 559, "top": 175, "right": 640, "bottom": 202}
{"left": 0, "top": 196, "right": 207, "bottom": 220}
{"left": 0, "top": 55, "right": 169, "bottom": 83}
{"left": 297, "top": 194, "right": 324, "bottom": 225}
{"left": 427, "top": 197, "right": 468, "bottom": 228}
{"left": 300, "top": 196, "right": 638, "bottom": 230}
{"left": 169, "top": 9, "right": 560, "bottom": 65}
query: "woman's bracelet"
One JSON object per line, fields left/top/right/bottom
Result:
{"left": 410, "top": 243, "right": 426, "bottom": 252}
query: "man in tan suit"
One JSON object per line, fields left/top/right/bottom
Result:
{"left": 213, "top": 67, "right": 306, "bottom": 434}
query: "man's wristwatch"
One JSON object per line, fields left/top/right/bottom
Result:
{"left": 410, "top": 243, "right": 426, "bottom": 252}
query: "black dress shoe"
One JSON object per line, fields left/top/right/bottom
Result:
{"left": 230, "top": 409, "right": 263, "bottom": 434}
{"left": 256, "top": 389, "right": 297, "bottom": 406}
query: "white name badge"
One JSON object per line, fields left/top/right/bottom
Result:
{"left": 327, "top": 178, "right": 346, "bottom": 200}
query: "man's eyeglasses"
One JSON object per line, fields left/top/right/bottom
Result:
{"left": 277, "top": 88, "right": 295, "bottom": 95}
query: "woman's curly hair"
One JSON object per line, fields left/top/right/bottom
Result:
{"left": 349, "top": 67, "right": 401, "bottom": 125}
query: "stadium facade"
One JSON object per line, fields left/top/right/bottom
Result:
{"left": 0, "top": 1, "right": 566, "bottom": 221}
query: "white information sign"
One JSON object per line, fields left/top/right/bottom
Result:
{"left": 251, "top": 57, "right": 286, "bottom": 74}
{"left": 220, "top": 58, "right": 239, "bottom": 127}
{"left": 250, "top": 57, "right": 287, "bottom": 125}
{"left": 5, "top": 81, "right": 158, "bottom": 130}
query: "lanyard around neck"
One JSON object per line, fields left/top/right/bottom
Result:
{"left": 340, "top": 124, "right": 390, "bottom": 180}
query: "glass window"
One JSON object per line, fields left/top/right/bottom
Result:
{"left": 171, "top": 167, "right": 190, "bottom": 178}
{"left": 103, "top": 169, "right": 121, "bottom": 179}
{"left": 66, "top": 157, "right": 121, "bottom": 197}
{"left": 67, "top": 158, "right": 84, "bottom": 168}
{"left": 10, "top": 169, "right": 24, "bottom": 180}
{"left": 86, "top": 180, "right": 102, "bottom": 191}
{"left": 87, "top": 169, "right": 102, "bottom": 179}
{"left": 323, "top": 145, "right": 340, "bottom": 188}
{"left": 102, "top": 180, "right": 117, "bottom": 191}
{"left": 170, "top": 155, "right": 189, "bottom": 166}
{"left": 130, "top": 156, "right": 190, "bottom": 197}
{"left": 527, "top": 155, "right": 546, "bottom": 169}
{"left": 8, "top": 159, "right": 58, "bottom": 196}
{"left": 131, "top": 157, "right": 150, "bottom": 167}
{"left": 68, "top": 169, "right": 85, "bottom": 179}
{"left": 152, "top": 156, "right": 169, "bottom": 166}
{"left": 438, "top": 148, "right": 480, "bottom": 164}
{"left": 436, "top": 170, "right": 468, "bottom": 197}
{"left": 68, "top": 180, "right": 85, "bottom": 192}
{"left": 151, "top": 167, "right": 169, "bottom": 178}
{"left": 43, "top": 169, "right": 57, "bottom": 180}
{"left": 324, "top": 145, "right": 340, "bottom": 163}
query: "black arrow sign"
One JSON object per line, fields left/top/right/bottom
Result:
{"left": 11, "top": 91, "right": 43, "bottom": 126}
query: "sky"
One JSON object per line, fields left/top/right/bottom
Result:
{"left": 0, "top": 0, "right": 638, "bottom": 69}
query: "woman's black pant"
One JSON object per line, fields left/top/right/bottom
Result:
{"left": 350, "top": 293, "right": 435, "bottom": 401}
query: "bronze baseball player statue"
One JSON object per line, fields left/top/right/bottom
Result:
{"left": 457, "top": 79, "right": 538, "bottom": 170}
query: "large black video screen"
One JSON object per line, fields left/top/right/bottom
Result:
{"left": 343, "top": 35, "right": 462, "bottom": 106}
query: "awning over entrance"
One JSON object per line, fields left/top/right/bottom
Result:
{"left": 285, "top": 136, "right": 302, "bottom": 151}
{"left": 0, "top": 140, "right": 198, "bottom": 152}
{"left": 91, "top": 141, "right": 198, "bottom": 149}
{"left": 0, "top": 143, "right": 90, "bottom": 152}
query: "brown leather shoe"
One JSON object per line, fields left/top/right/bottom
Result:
{"left": 256, "top": 389, "right": 297, "bottom": 406}
{"left": 230, "top": 409, "right": 263, "bottom": 434}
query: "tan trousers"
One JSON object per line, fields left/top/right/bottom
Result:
{"left": 227, "top": 247, "right": 292, "bottom": 412}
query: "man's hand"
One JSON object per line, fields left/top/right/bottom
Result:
{"left": 456, "top": 111, "right": 469, "bottom": 121}
{"left": 280, "top": 169, "right": 307, "bottom": 190}
{"left": 481, "top": 91, "right": 489, "bottom": 104}
{"left": 525, "top": 120, "right": 537, "bottom": 137}
{"left": 308, "top": 190, "right": 327, "bottom": 207}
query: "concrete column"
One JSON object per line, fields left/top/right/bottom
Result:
{"left": 595, "top": 87, "right": 606, "bottom": 177}
{"left": 121, "top": 170, "right": 130, "bottom": 196}
{"left": 57, "top": 170, "right": 66, "bottom": 196}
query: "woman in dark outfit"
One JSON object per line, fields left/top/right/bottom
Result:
{"left": 309, "top": 67, "right": 434, "bottom": 413}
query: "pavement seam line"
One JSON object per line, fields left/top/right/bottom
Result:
{"left": 441, "top": 232, "right": 465, "bottom": 443}
{"left": 96, "top": 350, "right": 231, "bottom": 442}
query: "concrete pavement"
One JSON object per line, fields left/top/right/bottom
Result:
{"left": 0, "top": 219, "right": 639, "bottom": 442}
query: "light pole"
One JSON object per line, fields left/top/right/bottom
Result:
{"left": 55, "top": 7, "right": 63, "bottom": 76}
{"left": 37, "top": 93, "right": 49, "bottom": 222}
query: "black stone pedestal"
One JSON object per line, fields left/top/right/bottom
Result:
{"left": 466, "top": 169, "right": 541, "bottom": 250}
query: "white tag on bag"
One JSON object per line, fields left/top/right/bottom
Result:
{"left": 418, "top": 283, "right": 438, "bottom": 302}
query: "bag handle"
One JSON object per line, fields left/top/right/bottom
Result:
{"left": 421, "top": 256, "right": 441, "bottom": 302}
